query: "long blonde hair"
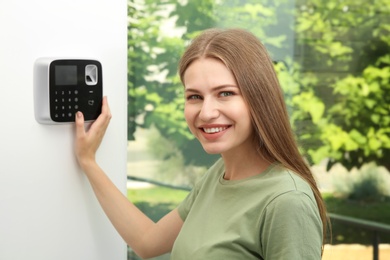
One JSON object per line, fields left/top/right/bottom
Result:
{"left": 178, "top": 28, "right": 329, "bottom": 248}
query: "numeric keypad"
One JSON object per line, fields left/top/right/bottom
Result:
{"left": 52, "top": 89, "right": 80, "bottom": 120}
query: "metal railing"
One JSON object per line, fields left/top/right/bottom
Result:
{"left": 127, "top": 176, "right": 390, "bottom": 260}
{"left": 328, "top": 213, "right": 390, "bottom": 260}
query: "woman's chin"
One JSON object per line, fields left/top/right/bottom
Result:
{"left": 201, "top": 145, "right": 224, "bottom": 155}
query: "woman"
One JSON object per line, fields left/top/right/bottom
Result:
{"left": 75, "top": 28, "right": 328, "bottom": 259}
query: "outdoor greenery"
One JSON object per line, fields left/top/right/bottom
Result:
{"left": 128, "top": 0, "right": 390, "bottom": 172}
{"left": 291, "top": 0, "right": 390, "bottom": 171}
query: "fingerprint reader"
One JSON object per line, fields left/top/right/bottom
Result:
{"left": 85, "top": 64, "right": 98, "bottom": 85}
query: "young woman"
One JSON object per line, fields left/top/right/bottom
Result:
{"left": 75, "top": 28, "right": 328, "bottom": 259}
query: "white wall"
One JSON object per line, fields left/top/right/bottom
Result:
{"left": 0, "top": 1, "right": 127, "bottom": 259}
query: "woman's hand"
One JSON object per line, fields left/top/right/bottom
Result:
{"left": 75, "top": 96, "right": 112, "bottom": 169}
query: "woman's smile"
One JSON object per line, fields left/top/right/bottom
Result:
{"left": 202, "top": 126, "right": 229, "bottom": 134}
{"left": 198, "top": 125, "right": 231, "bottom": 141}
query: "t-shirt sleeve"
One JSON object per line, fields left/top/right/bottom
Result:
{"left": 259, "top": 190, "right": 323, "bottom": 259}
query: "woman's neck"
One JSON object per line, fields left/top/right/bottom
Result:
{"left": 221, "top": 149, "right": 271, "bottom": 181}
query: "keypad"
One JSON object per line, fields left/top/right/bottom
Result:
{"left": 52, "top": 89, "right": 80, "bottom": 120}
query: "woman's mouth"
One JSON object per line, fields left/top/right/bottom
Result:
{"left": 202, "top": 126, "right": 228, "bottom": 134}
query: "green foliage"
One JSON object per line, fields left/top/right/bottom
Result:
{"left": 127, "top": 0, "right": 186, "bottom": 141}
{"left": 169, "top": 0, "right": 217, "bottom": 33}
{"left": 289, "top": 0, "right": 390, "bottom": 170}
{"left": 324, "top": 62, "right": 390, "bottom": 168}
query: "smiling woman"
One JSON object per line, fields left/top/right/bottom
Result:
{"left": 171, "top": 28, "right": 329, "bottom": 259}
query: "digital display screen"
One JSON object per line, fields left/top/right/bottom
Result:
{"left": 55, "top": 65, "right": 77, "bottom": 85}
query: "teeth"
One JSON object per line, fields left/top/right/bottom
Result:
{"left": 203, "top": 127, "right": 227, "bottom": 133}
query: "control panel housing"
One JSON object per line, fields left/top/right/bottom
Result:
{"left": 34, "top": 58, "right": 103, "bottom": 124}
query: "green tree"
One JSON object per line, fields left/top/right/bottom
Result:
{"left": 291, "top": 0, "right": 390, "bottom": 170}
{"left": 128, "top": 0, "right": 218, "bottom": 167}
{"left": 128, "top": 0, "right": 188, "bottom": 141}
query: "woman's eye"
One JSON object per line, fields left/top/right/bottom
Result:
{"left": 186, "top": 95, "right": 201, "bottom": 100}
{"left": 220, "top": 91, "right": 234, "bottom": 97}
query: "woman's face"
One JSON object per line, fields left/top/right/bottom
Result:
{"left": 183, "top": 57, "right": 255, "bottom": 156}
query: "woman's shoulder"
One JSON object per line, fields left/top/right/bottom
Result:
{"left": 259, "top": 164, "right": 317, "bottom": 205}
{"left": 265, "top": 164, "right": 313, "bottom": 191}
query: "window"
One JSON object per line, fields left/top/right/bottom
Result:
{"left": 127, "top": 1, "right": 390, "bottom": 258}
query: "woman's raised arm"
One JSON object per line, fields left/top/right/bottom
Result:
{"left": 74, "top": 97, "right": 183, "bottom": 258}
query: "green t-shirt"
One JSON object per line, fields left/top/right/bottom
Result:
{"left": 171, "top": 159, "right": 323, "bottom": 259}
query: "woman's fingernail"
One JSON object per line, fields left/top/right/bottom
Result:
{"left": 76, "top": 111, "right": 82, "bottom": 118}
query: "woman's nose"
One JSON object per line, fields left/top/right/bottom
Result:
{"left": 199, "top": 98, "right": 219, "bottom": 121}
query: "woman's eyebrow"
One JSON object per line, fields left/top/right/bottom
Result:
{"left": 185, "top": 84, "right": 238, "bottom": 92}
{"left": 184, "top": 88, "right": 199, "bottom": 93}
